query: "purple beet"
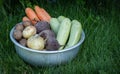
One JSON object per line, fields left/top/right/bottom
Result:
{"left": 39, "top": 29, "right": 55, "bottom": 39}
{"left": 45, "top": 37, "right": 60, "bottom": 50}
{"left": 35, "top": 21, "right": 50, "bottom": 33}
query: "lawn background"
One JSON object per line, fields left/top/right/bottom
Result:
{"left": 0, "top": 0, "right": 120, "bottom": 74}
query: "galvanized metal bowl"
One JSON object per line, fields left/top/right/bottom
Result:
{"left": 10, "top": 25, "right": 85, "bottom": 66}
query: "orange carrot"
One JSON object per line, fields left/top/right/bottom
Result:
{"left": 40, "top": 8, "right": 51, "bottom": 20}
{"left": 34, "top": 6, "right": 51, "bottom": 22}
{"left": 22, "top": 16, "right": 30, "bottom": 21}
{"left": 25, "top": 8, "right": 40, "bottom": 25}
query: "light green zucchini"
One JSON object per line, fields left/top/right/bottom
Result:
{"left": 65, "top": 20, "right": 82, "bottom": 48}
{"left": 57, "top": 16, "right": 66, "bottom": 23}
{"left": 57, "top": 18, "right": 71, "bottom": 50}
{"left": 50, "top": 18, "right": 60, "bottom": 35}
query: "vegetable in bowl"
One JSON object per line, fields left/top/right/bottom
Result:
{"left": 9, "top": 5, "right": 85, "bottom": 66}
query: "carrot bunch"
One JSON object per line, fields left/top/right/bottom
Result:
{"left": 23, "top": 5, "right": 51, "bottom": 25}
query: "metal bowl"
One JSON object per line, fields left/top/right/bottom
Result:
{"left": 10, "top": 26, "right": 85, "bottom": 66}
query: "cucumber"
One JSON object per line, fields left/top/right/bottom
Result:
{"left": 65, "top": 20, "right": 82, "bottom": 48}
{"left": 50, "top": 18, "right": 60, "bottom": 35}
{"left": 58, "top": 16, "right": 66, "bottom": 23}
{"left": 57, "top": 18, "right": 71, "bottom": 50}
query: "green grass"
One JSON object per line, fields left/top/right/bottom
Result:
{"left": 0, "top": 0, "right": 120, "bottom": 74}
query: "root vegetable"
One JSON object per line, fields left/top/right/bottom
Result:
{"left": 45, "top": 37, "right": 60, "bottom": 50}
{"left": 15, "top": 23, "right": 24, "bottom": 31}
{"left": 34, "top": 5, "right": 51, "bottom": 22}
{"left": 35, "top": 21, "right": 50, "bottom": 33}
{"left": 22, "top": 21, "right": 32, "bottom": 27}
{"left": 19, "top": 39, "right": 27, "bottom": 46}
{"left": 39, "top": 29, "right": 60, "bottom": 50}
{"left": 25, "top": 8, "right": 40, "bottom": 25}
{"left": 22, "top": 16, "right": 30, "bottom": 21}
{"left": 27, "top": 34, "right": 45, "bottom": 50}
{"left": 39, "top": 30, "right": 55, "bottom": 39}
{"left": 13, "top": 30, "right": 22, "bottom": 40}
{"left": 22, "top": 26, "right": 36, "bottom": 39}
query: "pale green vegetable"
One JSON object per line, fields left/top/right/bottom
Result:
{"left": 50, "top": 18, "right": 60, "bottom": 35}
{"left": 65, "top": 20, "right": 82, "bottom": 48}
{"left": 58, "top": 16, "right": 66, "bottom": 23}
{"left": 57, "top": 18, "right": 71, "bottom": 50}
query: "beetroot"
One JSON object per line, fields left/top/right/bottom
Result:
{"left": 39, "top": 30, "right": 55, "bottom": 39}
{"left": 35, "top": 21, "right": 50, "bottom": 33}
{"left": 19, "top": 39, "right": 27, "bottom": 46}
{"left": 45, "top": 37, "right": 60, "bottom": 50}
{"left": 39, "top": 29, "right": 60, "bottom": 50}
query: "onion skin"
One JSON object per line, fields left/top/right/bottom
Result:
{"left": 22, "top": 26, "right": 36, "bottom": 39}
{"left": 27, "top": 34, "right": 45, "bottom": 50}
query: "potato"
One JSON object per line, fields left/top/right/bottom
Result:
{"left": 22, "top": 26, "right": 36, "bottom": 39}
{"left": 15, "top": 23, "right": 24, "bottom": 31}
{"left": 13, "top": 30, "right": 22, "bottom": 40}
{"left": 27, "top": 34, "right": 45, "bottom": 50}
{"left": 22, "top": 21, "right": 32, "bottom": 27}
{"left": 19, "top": 39, "right": 27, "bottom": 46}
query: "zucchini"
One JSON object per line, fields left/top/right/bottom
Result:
{"left": 57, "top": 18, "right": 71, "bottom": 50}
{"left": 50, "top": 18, "right": 60, "bottom": 35}
{"left": 58, "top": 16, "right": 66, "bottom": 23}
{"left": 65, "top": 20, "right": 82, "bottom": 48}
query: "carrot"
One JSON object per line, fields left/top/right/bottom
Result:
{"left": 41, "top": 8, "right": 51, "bottom": 20}
{"left": 25, "top": 8, "right": 40, "bottom": 25}
{"left": 34, "top": 6, "right": 51, "bottom": 22}
{"left": 22, "top": 16, "right": 30, "bottom": 21}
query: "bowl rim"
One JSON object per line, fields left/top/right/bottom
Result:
{"left": 10, "top": 26, "right": 85, "bottom": 53}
